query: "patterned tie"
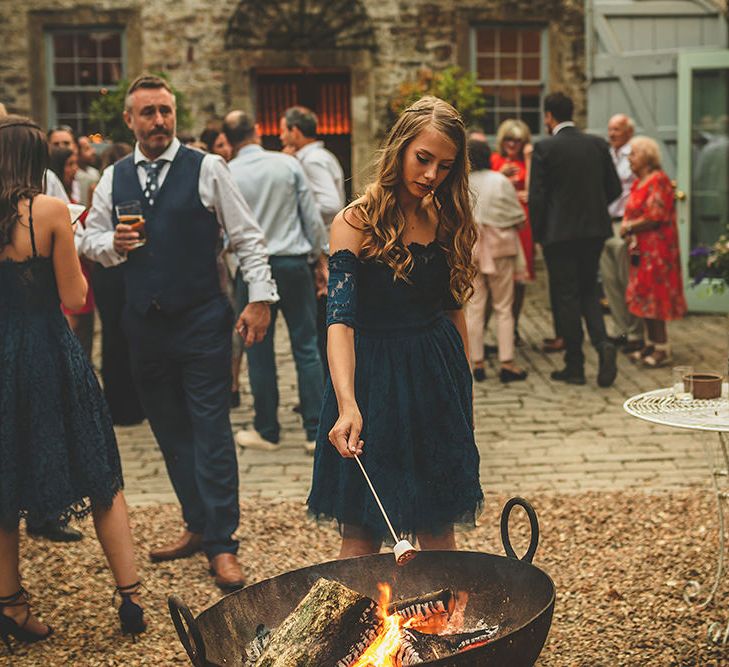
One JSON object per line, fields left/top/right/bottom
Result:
{"left": 141, "top": 160, "right": 165, "bottom": 206}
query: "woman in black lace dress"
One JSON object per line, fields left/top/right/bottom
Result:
{"left": 0, "top": 117, "right": 145, "bottom": 652}
{"left": 307, "top": 97, "right": 484, "bottom": 558}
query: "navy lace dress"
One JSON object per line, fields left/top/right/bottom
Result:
{"left": 307, "top": 241, "right": 483, "bottom": 542}
{"left": 0, "top": 205, "right": 123, "bottom": 529}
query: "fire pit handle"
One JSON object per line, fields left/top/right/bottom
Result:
{"left": 168, "top": 595, "right": 207, "bottom": 666}
{"left": 500, "top": 497, "right": 539, "bottom": 564}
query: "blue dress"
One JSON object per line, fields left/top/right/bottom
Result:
{"left": 307, "top": 241, "right": 483, "bottom": 542}
{"left": 0, "top": 204, "right": 123, "bottom": 529}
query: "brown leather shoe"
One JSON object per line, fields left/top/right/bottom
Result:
{"left": 208, "top": 553, "right": 245, "bottom": 592}
{"left": 542, "top": 337, "right": 565, "bottom": 353}
{"left": 149, "top": 529, "right": 203, "bottom": 562}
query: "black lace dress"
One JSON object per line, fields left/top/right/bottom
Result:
{"left": 307, "top": 241, "right": 484, "bottom": 543}
{"left": 0, "top": 204, "right": 123, "bottom": 529}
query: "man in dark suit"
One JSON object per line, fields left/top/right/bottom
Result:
{"left": 529, "top": 92, "right": 622, "bottom": 387}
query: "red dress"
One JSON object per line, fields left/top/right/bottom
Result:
{"left": 490, "top": 153, "right": 534, "bottom": 281}
{"left": 624, "top": 170, "right": 686, "bottom": 321}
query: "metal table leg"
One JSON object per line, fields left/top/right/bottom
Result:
{"left": 684, "top": 432, "right": 729, "bottom": 645}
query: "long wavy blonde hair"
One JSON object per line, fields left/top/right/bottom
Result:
{"left": 349, "top": 96, "right": 477, "bottom": 305}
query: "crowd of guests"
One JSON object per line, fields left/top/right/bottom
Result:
{"left": 0, "top": 77, "right": 687, "bottom": 653}
{"left": 466, "top": 100, "right": 685, "bottom": 386}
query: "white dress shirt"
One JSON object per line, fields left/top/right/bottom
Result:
{"left": 228, "top": 144, "right": 326, "bottom": 257}
{"left": 552, "top": 121, "right": 576, "bottom": 135}
{"left": 295, "top": 140, "right": 345, "bottom": 230}
{"left": 81, "top": 137, "right": 278, "bottom": 304}
{"left": 608, "top": 142, "right": 635, "bottom": 219}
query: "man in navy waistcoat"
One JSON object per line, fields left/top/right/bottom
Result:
{"left": 82, "top": 75, "right": 279, "bottom": 591}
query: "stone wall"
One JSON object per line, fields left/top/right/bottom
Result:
{"left": 0, "top": 0, "right": 584, "bottom": 126}
{"left": 0, "top": 0, "right": 584, "bottom": 188}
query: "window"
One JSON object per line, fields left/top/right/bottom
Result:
{"left": 472, "top": 26, "right": 546, "bottom": 135}
{"left": 46, "top": 29, "right": 125, "bottom": 135}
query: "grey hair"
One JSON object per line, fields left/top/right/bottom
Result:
{"left": 283, "top": 106, "right": 318, "bottom": 138}
{"left": 630, "top": 135, "right": 662, "bottom": 170}
{"left": 124, "top": 74, "right": 176, "bottom": 111}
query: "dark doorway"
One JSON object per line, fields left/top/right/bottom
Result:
{"left": 255, "top": 69, "right": 352, "bottom": 199}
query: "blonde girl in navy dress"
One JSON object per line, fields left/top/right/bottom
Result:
{"left": 307, "top": 97, "right": 484, "bottom": 558}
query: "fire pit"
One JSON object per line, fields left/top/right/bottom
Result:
{"left": 169, "top": 498, "right": 555, "bottom": 666}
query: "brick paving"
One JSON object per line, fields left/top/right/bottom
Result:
{"left": 117, "top": 261, "right": 729, "bottom": 506}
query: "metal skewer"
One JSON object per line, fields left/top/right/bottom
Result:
{"left": 354, "top": 454, "right": 418, "bottom": 565}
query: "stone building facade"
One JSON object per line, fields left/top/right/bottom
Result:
{"left": 0, "top": 0, "right": 585, "bottom": 190}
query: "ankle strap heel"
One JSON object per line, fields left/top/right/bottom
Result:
{"left": 0, "top": 587, "right": 53, "bottom": 654}
{"left": 114, "top": 581, "right": 147, "bottom": 640}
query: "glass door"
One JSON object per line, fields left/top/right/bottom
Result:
{"left": 678, "top": 51, "right": 729, "bottom": 312}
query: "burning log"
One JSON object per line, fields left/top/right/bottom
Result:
{"left": 252, "top": 578, "right": 380, "bottom": 667}
{"left": 388, "top": 589, "right": 455, "bottom": 633}
{"left": 248, "top": 580, "right": 491, "bottom": 667}
{"left": 394, "top": 626, "right": 500, "bottom": 666}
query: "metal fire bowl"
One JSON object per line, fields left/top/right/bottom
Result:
{"left": 169, "top": 497, "right": 555, "bottom": 667}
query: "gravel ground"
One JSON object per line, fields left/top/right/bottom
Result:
{"left": 6, "top": 490, "right": 729, "bottom": 666}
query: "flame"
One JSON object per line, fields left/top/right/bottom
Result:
{"left": 351, "top": 584, "right": 413, "bottom": 667}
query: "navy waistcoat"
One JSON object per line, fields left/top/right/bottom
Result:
{"left": 111, "top": 146, "right": 221, "bottom": 315}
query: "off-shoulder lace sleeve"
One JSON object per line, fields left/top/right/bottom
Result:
{"left": 326, "top": 249, "right": 358, "bottom": 328}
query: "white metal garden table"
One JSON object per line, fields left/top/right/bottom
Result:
{"left": 624, "top": 387, "right": 729, "bottom": 645}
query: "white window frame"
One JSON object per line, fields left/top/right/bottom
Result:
{"left": 470, "top": 24, "right": 549, "bottom": 137}
{"left": 45, "top": 27, "right": 126, "bottom": 134}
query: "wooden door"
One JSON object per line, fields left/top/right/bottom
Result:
{"left": 678, "top": 50, "right": 729, "bottom": 312}
{"left": 586, "top": 0, "right": 728, "bottom": 178}
{"left": 255, "top": 69, "right": 352, "bottom": 198}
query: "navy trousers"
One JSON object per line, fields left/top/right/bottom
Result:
{"left": 124, "top": 295, "right": 239, "bottom": 557}
{"left": 543, "top": 238, "right": 609, "bottom": 371}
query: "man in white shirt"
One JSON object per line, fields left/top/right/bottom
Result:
{"left": 225, "top": 111, "right": 326, "bottom": 455}
{"left": 81, "top": 75, "right": 278, "bottom": 591}
{"left": 599, "top": 114, "right": 642, "bottom": 352}
{"left": 280, "top": 106, "right": 345, "bottom": 373}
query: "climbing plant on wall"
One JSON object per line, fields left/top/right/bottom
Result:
{"left": 388, "top": 67, "right": 488, "bottom": 129}
{"left": 88, "top": 73, "right": 191, "bottom": 142}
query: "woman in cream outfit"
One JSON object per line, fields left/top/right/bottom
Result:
{"left": 465, "top": 137, "right": 528, "bottom": 383}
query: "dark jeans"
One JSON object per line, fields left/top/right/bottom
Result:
{"left": 543, "top": 238, "right": 609, "bottom": 371}
{"left": 236, "top": 256, "right": 324, "bottom": 442}
{"left": 123, "top": 295, "right": 239, "bottom": 558}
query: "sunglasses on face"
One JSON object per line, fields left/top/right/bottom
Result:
{"left": 504, "top": 137, "right": 522, "bottom": 143}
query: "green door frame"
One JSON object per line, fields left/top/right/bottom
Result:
{"left": 678, "top": 50, "right": 729, "bottom": 313}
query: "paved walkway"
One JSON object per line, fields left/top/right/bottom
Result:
{"left": 118, "top": 262, "right": 729, "bottom": 506}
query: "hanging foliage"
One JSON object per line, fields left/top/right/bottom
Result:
{"left": 388, "top": 67, "right": 488, "bottom": 129}
{"left": 88, "top": 73, "right": 192, "bottom": 142}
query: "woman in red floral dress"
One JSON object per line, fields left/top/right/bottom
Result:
{"left": 621, "top": 136, "right": 686, "bottom": 368}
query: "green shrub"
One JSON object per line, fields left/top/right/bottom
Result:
{"left": 88, "top": 73, "right": 192, "bottom": 142}
{"left": 389, "top": 67, "right": 488, "bottom": 129}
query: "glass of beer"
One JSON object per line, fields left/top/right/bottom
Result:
{"left": 115, "top": 200, "right": 146, "bottom": 250}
